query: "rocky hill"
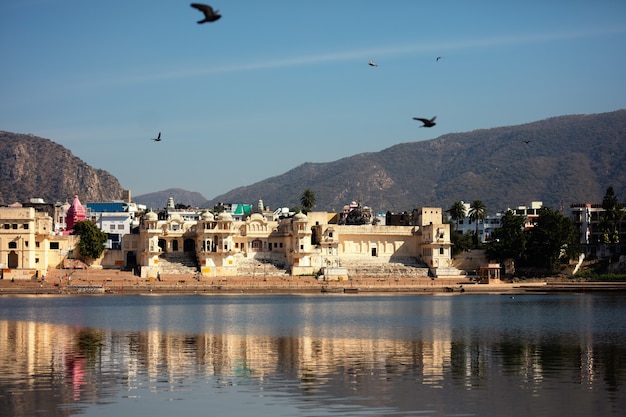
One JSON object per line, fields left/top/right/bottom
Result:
{"left": 206, "top": 110, "right": 626, "bottom": 212}
{"left": 0, "top": 131, "right": 126, "bottom": 205}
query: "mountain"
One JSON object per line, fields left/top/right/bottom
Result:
{"left": 133, "top": 188, "right": 210, "bottom": 210}
{"left": 0, "top": 131, "right": 126, "bottom": 205}
{"left": 4, "top": 110, "right": 626, "bottom": 213}
{"left": 206, "top": 110, "right": 626, "bottom": 212}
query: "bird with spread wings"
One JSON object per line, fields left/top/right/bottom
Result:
{"left": 190, "top": 3, "right": 221, "bottom": 24}
{"left": 413, "top": 116, "right": 437, "bottom": 127}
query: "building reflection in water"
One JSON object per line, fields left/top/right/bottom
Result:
{"left": 0, "top": 299, "right": 626, "bottom": 416}
{"left": 1, "top": 312, "right": 624, "bottom": 417}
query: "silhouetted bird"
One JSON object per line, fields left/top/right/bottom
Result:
{"left": 413, "top": 116, "right": 437, "bottom": 127}
{"left": 190, "top": 3, "right": 221, "bottom": 24}
{"left": 436, "top": 56, "right": 443, "bottom": 62}
{"left": 523, "top": 140, "right": 531, "bottom": 144}
{"left": 368, "top": 60, "right": 378, "bottom": 67}
{"left": 152, "top": 132, "right": 162, "bottom": 142}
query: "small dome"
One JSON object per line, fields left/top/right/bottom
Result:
{"left": 144, "top": 211, "right": 158, "bottom": 221}
{"left": 217, "top": 212, "right": 233, "bottom": 222}
{"left": 201, "top": 211, "right": 215, "bottom": 221}
{"left": 249, "top": 213, "right": 264, "bottom": 221}
{"left": 170, "top": 213, "right": 183, "bottom": 222}
{"left": 294, "top": 212, "right": 308, "bottom": 221}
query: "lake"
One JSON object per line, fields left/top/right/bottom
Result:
{"left": 0, "top": 293, "right": 625, "bottom": 416}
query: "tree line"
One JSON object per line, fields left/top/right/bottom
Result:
{"left": 447, "top": 187, "right": 623, "bottom": 273}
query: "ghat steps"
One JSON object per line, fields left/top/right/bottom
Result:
{"left": 339, "top": 257, "right": 431, "bottom": 278}
{"left": 158, "top": 252, "right": 199, "bottom": 274}
{"left": 234, "top": 253, "right": 289, "bottom": 277}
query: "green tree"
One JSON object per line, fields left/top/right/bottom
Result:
{"left": 485, "top": 210, "right": 527, "bottom": 262}
{"left": 468, "top": 200, "right": 486, "bottom": 246}
{"left": 600, "top": 186, "right": 623, "bottom": 244}
{"left": 300, "top": 189, "right": 316, "bottom": 214}
{"left": 451, "top": 229, "right": 473, "bottom": 256}
{"left": 526, "top": 207, "right": 580, "bottom": 271}
{"left": 72, "top": 220, "right": 108, "bottom": 261}
{"left": 448, "top": 201, "right": 466, "bottom": 232}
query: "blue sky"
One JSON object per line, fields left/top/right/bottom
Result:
{"left": 2, "top": 1, "right": 626, "bottom": 201}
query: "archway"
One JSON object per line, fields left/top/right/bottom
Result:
{"left": 251, "top": 239, "right": 262, "bottom": 252}
{"left": 126, "top": 251, "right": 137, "bottom": 268}
{"left": 8, "top": 251, "right": 18, "bottom": 269}
{"left": 183, "top": 239, "right": 195, "bottom": 252}
{"left": 158, "top": 239, "right": 166, "bottom": 252}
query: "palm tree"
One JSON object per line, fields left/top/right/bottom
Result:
{"left": 468, "top": 200, "right": 487, "bottom": 244}
{"left": 448, "top": 201, "right": 466, "bottom": 232}
{"left": 300, "top": 189, "right": 316, "bottom": 214}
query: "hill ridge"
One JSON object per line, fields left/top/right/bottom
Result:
{"left": 204, "top": 109, "right": 626, "bottom": 212}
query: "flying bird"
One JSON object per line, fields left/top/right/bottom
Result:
{"left": 151, "top": 132, "right": 162, "bottom": 142}
{"left": 523, "top": 140, "right": 531, "bottom": 144}
{"left": 436, "top": 56, "right": 443, "bottom": 62}
{"left": 413, "top": 116, "right": 437, "bottom": 127}
{"left": 190, "top": 3, "right": 221, "bottom": 24}
{"left": 368, "top": 60, "right": 378, "bottom": 67}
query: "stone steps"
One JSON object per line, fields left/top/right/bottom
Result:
{"left": 234, "top": 254, "right": 289, "bottom": 276}
{"left": 339, "top": 258, "right": 430, "bottom": 278}
{"left": 159, "top": 252, "right": 198, "bottom": 274}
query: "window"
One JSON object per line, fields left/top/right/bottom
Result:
{"left": 3, "top": 224, "right": 9, "bottom": 229}
{"left": 23, "top": 223, "right": 29, "bottom": 230}
{"left": 36, "top": 242, "right": 40, "bottom": 248}
{"left": 50, "top": 242, "right": 60, "bottom": 250}
{"left": 8, "top": 242, "right": 17, "bottom": 249}
{"left": 12, "top": 224, "right": 18, "bottom": 229}
{"left": 117, "top": 224, "right": 125, "bottom": 230}
{"left": 440, "top": 247, "right": 445, "bottom": 255}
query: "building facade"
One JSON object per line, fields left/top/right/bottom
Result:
{"left": 570, "top": 203, "right": 626, "bottom": 259}
{"left": 452, "top": 201, "right": 543, "bottom": 242}
{"left": 0, "top": 206, "right": 77, "bottom": 280}
{"left": 126, "top": 206, "right": 455, "bottom": 279}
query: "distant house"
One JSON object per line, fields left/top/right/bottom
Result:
{"left": 570, "top": 202, "right": 626, "bottom": 259}
{"left": 86, "top": 202, "right": 133, "bottom": 250}
{"left": 450, "top": 201, "right": 543, "bottom": 242}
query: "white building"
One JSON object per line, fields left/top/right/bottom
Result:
{"left": 451, "top": 201, "right": 543, "bottom": 242}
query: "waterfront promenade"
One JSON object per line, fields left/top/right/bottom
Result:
{"left": 0, "top": 268, "right": 551, "bottom": 295}
{"left": 2, "top": 268, "right": 625, "bottom": 295}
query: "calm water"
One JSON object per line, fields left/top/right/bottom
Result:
{"left": 0, "top": 293, "right": 625, "bottom": 417}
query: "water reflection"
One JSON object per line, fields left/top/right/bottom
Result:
{"left": 0, "top": 295, "right": 625, "bottom": 417}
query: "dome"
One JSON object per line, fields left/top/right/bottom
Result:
{"left": 217, "top": 212, "right": 233, "bottom": 222}
{"left": 170, "top": 213, "right": 183, "bottom": 222}
{"left": 201, "top": 211, "right": 215, "bottom": 221}
{"left": 144, "top": 211, "right": 158, "bottom": 221}
{"left": 249, "top": 213, "right": 264, "bottom": 221}
{"left": 294, "top": 212, "right": 308, "bottom": 221}
{"left": 66, "top": 195, "right": 86, "bottom": 231}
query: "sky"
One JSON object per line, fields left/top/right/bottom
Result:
{"left": 2, "top": 0, "right": 626, "bottom": 201}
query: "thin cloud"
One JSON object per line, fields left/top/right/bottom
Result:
{"left": 78, "top": 26, "right": 626, "bottom": 89}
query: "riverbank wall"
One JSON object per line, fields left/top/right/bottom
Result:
{"left": 2, "top": 268, "right": 625, "bottom": 295}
